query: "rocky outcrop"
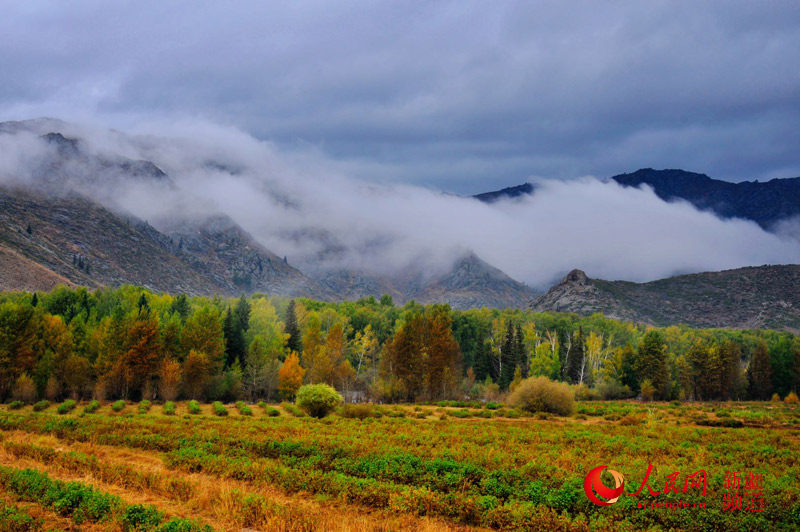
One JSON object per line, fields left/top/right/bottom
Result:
{"left": 531, "top": 266, "right": 800, "bottom": 331}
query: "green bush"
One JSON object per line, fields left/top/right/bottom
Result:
{"left": 239, "top": 405, "right": 253, "bottom": 416}
{"left": 32, "top": 400, "right": 50, "bottom": 412}
{"left": 188, "top": 400, "right": 202, "bottom": 415}
{"left": 295, "top": 384, "right": 343, "bottom": 418}
{"left": 262, "top": 405, "right": 280, "bottom": 417}
{"left": 596, "top": 379, "right": 634, "bottom": 400}
{"left": 0, "top": 500, "right": 42, "bottom": 531}
{"left": 338, "top": 403, "right": 377, "bottom": 419}
{"left": 8, "top": 401, "right": 24, "bottom": 410}
{"left": 156, "top": 517, "right": 214, "bottom": 532}
{"left": 507, "top": 376, "right": 575, "bottom": 416}
{"left": 84, "top": 400, "right": 101, "bottom": 414}
{"left": 163, "top": 401, "right": 176, "bottom": 415}
{"left": 257, "top": 400, "right": 266, "bottom": 408}
{"left": 57, "top": 399, "right": 77, "bottom": 415}
{"left": 120, "top": 504, "right": 163, "bottom": 531}
{"left": 138, "top": 400, "right": 152, "bottom": 414}
{"left": 212, "top": 402, "right": 228, "bottom": 417}
{"left": 280, "top": 402, "right": 305, "bottom": 417}
{"left": 111, "top": 400, "right": 126, "bottom": 412}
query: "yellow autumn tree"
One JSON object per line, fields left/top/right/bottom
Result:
{"left": 278, "top": 351, "right": 306, "bottom": 400}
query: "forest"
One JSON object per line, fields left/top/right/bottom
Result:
{"left": 1, "top": 285, "right": 799, "bottom": 404}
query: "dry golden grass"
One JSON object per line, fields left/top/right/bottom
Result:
{"left": 0, "top": 431, "right": 483, "bottom": 532}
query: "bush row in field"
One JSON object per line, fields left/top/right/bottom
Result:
{"left": 0, "top": 466, "right": 213, "bottom": 531}
{"left": 0, "top": 500, "right": 42, "bottom": 531}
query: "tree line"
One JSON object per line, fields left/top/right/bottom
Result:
{"left": 0, "top": 285, "right": 798, "bottom": 403}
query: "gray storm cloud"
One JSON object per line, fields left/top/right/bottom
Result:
{"left": 3, "top": 120, "right": 797, "bottom": 289}
{"left": 1, "top": 1, "right": 799, "bottom": 191}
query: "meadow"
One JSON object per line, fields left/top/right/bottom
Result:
{"left": 0, "top": 399, "right": 797, "bottom": 532}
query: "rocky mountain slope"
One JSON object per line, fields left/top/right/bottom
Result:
{"left": 0, "top": 119, "right": 531, "bottom": 307}
{"left": 530, "top": 266, "right": 800, "bottom": 331}
{"left": 0, "top": 185, "right": 325, "bottom": 298}
{"left": 308, "top": 252, "right": 536, "bottom": 309}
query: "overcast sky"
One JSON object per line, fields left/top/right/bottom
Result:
{"left": 2, "top": 1, "right": 799, "bottom": 193}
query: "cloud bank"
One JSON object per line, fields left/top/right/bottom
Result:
{"left": 1, "top": 1, "right": 799, "bottom": 192}
{"left": 3, "top": 119, "right": 798, "bottom": 289}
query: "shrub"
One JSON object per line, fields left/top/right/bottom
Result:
{"left": 262, "top": 405, "right": 280, "bottom": 417}
{"left": 32, "top": 400, "right": 50, "bottom": 412}
{"left": 771, "top": 393, "right": 781, "bottom": 402}
{"left": 280, "top": 402, "right": 305, "bottom": 417}
{"left": 57, "top": 400, "right": 77, "bottom": 415}
{"left": 8, "top": 401, "right": 24, "bottom": 410}
{"left": 572, "top": 383, "right": 598, "bottom": 401}
{"left": 120, "top": 504, "right": 163, "bottom": 531}
{"left": 785, "top": 392, "right": 799, "bottom": 404}
{"left": 138, "top": 400, "right": 152, "bottom": 414}
{"left": 212, "top": 402, "right": 228, "bottom": 416}
{"left": 257, "top": 400, "right": 266, "bottom": 408}
{"left": 640, "top": 379, "right": 656, "bottom": 402}
{"left": 339, "top": 403, "right": 377, "bottom": 419}
{"left": 156, "top": 517, "right": 214, "bottom": 532}
{"left": 295, "top": 384, "right": 343, "bottom": 418}
{"left": 0, "top": 500, "right": 42, "bottom": 531}
{"left": 163, "top": 401, "right": 176, "bottom": 415}
{"left": 507, "top": 376, "right": 575, "bottom": 416}
{"left": 596, "top": 379, "right": 634, "bottom": 400}
{"left": 111, "top": 400, "right": 126, "bottom": 412}
{"left": 188, "top": 400, "right": 202, "bottom": 415}
{"left": 84, "top": 400, "right": 101, "bottom": 414}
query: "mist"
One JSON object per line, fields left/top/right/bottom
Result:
{"left": 2, "top": 118, "right": 800, "bottom": 289}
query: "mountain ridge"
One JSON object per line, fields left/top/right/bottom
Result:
{"left": 530, "top": 265, "right": 800, "bottom": 331}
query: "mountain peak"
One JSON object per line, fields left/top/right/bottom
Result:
{"left": 560, "top": 268, "right": 590, "bottom": 285}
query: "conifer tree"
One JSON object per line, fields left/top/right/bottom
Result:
{"left": 285, "top": 300, "right": 301, "bottom": 354}
{"left": 748, "top": 341, "right": 773, "bottom": 400}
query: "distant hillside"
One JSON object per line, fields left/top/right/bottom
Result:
{"left": 0, "top": 185, "right": 326, "bottom": 298}
{"left": 473, "top": 183, "right": 535, "bottom": 203}
{"left": 611, "top": 168, "right": 800, "bottom": 229}
{"left": 0, "top": 119, "right": 533, "bottom": 308}
{"left": 530, "top": 266, "right": 800, "bottom": 331}
{"left": 475, "top": 168, "right": 800, "bottom": 230}
{"left": 309, "top": 252, "right": 537, "bottom": 309}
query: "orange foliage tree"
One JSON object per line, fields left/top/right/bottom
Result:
{"left": 278, "top": 351, "right": 306, "bottom": 400}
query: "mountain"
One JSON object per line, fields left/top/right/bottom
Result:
{"left": 473, "top": 183, "right": 535, "bottom": 203}
{"left": 0, "top": 119, "right": 531, "bottom": 307}
{"left": 530, "top": 266, "right": 800, "bottom": 331}
{"left": 611, "top": 168, "right": 800, "bottom": 229}
{"left": 475, "top": 168, "right": 800, "bottom": 231}
{"left": 0, "top": 185, "right": 325, "bottom": 298}
{"left": 308, "top": 252, "right": 536, "bottom": 309}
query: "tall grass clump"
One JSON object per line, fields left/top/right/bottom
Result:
{"left": 163, "top": 401, "right": 176, "bottom": 415}
{"left": 83, "top": 400, "right": 101, "bottom": 414}
{"left": 188, "top": 400, "right": 202, "bottom": 415}
{"left": 111, "top": 400, "right": 126, "bottom": 412}
{"left": 211, "top": 402, "right": 228, "bottom": 416}
{"left": 57, "top": 399, "right": 77, "bottom": 415}
{"left": 138, "top": 400, "right": 152, "bottom": 414}
{"left": 32, "top": 400, "right": 50, "bottom": 412}
{"left": 507, "top": 376, "right": 575, "bottom": 416}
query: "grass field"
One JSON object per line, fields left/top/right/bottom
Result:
{"left": 0, "top": 400, "right": 797, "bottom": 531}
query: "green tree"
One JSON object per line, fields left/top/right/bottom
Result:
{"left": 748, "top": 341, "right": 772, "bottom": 400}
{"left": 285, "top": 300, "right": 302, "bottom": 354}
{"left": 636, "top": 331, "right": 669, "bottom": 400}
